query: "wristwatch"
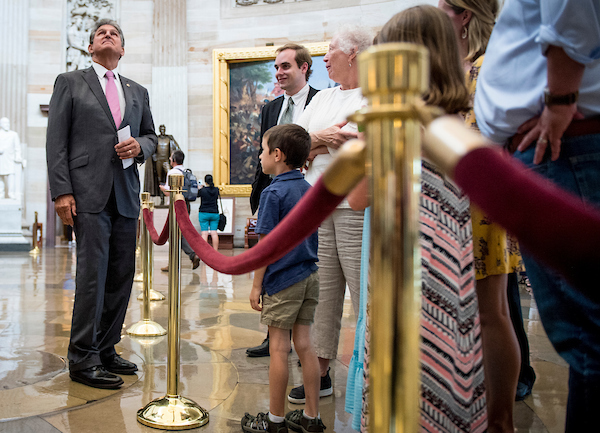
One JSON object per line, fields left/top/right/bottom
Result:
{"left": 544, "top": 87, "right": 579, "bottom": 106}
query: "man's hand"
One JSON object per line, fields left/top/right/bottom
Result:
{"left": 517, "top": 104, "right": 582, "bottom": 164}
{"left": 115, "top": 137, "right": 141, "bottom": 160}
{"left": 55, "top": 194, "right": 77, "bottom": 226}
{"left": 249, "top": 285, "right": 262, "bottom": 311}
{"left": 517, "top": 45, "right": 586, "bottom": 164}
{"left": 311, "top": 121, "right": 358, "bottom": 150}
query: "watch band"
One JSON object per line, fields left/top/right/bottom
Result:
{"left": 544, "top": 87, "right": 579, "bottom": 106}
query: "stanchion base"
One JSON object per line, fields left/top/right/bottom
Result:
{"left": 138, "top": 290, "right": 166, "bottom": 301}
{"left": 29, "top": 247, "right": 40, "bottom": 256}
{"left": 137, "top": 395, "right": 209, "bottom": 430}
{"left": 134, "top": 272, "right": 143, "bottom": 282}
{"left": 127, "top": 320, "right": 167, "bottom": 337}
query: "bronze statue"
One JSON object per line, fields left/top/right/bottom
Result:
{"left": 144, "top": 124, "right": 181, "bottom": 201}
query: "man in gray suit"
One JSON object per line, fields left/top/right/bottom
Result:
{"left": 46, "top": 19, "right": 157, "bottom": 389}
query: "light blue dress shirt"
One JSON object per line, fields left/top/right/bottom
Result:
{"left": 474, "top": 0, "right": 600, "bottom": 145}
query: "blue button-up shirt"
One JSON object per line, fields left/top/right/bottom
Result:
{"left": 256, "top": 169, "right": 318, "bottom": 296}
{"left": 474, "top": 0, "right": 600, "bottom": 144}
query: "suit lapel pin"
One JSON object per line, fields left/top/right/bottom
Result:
{"left": 126, "top": 83, "right": 130, "bottom": 87}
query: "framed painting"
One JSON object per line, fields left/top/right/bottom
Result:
{"left": 212, "top": 42, "right": 333, "bottom": 196}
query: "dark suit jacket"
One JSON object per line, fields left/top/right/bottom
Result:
{"left": 46, "top": 67, "right": 157, "bottom": 219}
{"left": 250, "top": 85, "right": 319, "bottom": 214}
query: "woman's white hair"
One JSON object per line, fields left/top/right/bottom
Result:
{"left": 334, "top": 24, "right": 374, "bottom": 55}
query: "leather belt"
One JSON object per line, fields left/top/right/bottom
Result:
{"left": 507, "top": 115, "right": 600, "bottom": 153}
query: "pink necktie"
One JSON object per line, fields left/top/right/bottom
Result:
{"left": 105, "top": 71, "right": 121, "bottom": 128}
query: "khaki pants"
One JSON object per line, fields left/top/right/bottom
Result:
{"left": 313, "top": 208, "right": 364, "bottom": 359}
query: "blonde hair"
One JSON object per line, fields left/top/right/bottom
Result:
{"left": 444, "top": 0, "right": 498, "bottom": 62}
{"left": 375, "top": 5, "right": 470, "bottom": 115}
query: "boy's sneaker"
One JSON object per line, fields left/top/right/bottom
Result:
{"left": 241, "top": 412, "right": 288, "bottom": 433}
{"left": 287, "top": 368, "right": 333, "bottom": 404}
{"left": 285, "top": 409, "right": 326, "bottom": 433}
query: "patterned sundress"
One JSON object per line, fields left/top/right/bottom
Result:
{"left": 465, "top": 56, "right": 524, "bottom": 279}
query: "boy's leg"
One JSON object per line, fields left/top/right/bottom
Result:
{"left": 293, "top": 323, "right": 320, "bottom": 418}
{"left": 269, "top": 326, "right": 292, "bottom": 417}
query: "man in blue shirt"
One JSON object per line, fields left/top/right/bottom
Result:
{"left": 475, "top": 2, "right": 600, "bottom": 431}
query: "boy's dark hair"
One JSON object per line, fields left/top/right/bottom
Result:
{"left": 171, "top": 150, "right": 185, "bottom": 165}
{"left": 263, "top": 124, "right": 311, "bottom": 169}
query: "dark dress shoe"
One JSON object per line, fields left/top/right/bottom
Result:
{"left": 246, "top": 337, "right": 270, "bottom": 357}
{"left": 103, "top": 355, "right": 138, "bottom": 375}
{"left": 69, "top": 366, "right": 124, "bottom": 389}
{"left": 192, "top": 254, "right": 201, "bottom": 270}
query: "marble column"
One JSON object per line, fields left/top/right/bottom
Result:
{"left": 152, "top": 0, "right": 188, "bottom": 156}
{"left": 0, "top": 0, "right": 29, "bottom": 250}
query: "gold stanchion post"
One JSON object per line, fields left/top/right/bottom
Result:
{"left": 134, "top": 202, "right": 144, "bottom": 282}
{"left": 351, "top": 43, "right": 429, "bottom": 433}
{"left": 134, "top": 247, "right": 143, "bottom": 282}
{"left": 137, "top": 199, "right": 166, "bottom": 302}
{"left": 137, "top": 173, "right": 209, "bottom": 430}
{"left": 29, "top": 211, "right": 40, "bottom": 256}
{"left": 128, "top": 193, "right": 167, "bottom": 337}
{"left": 146, "top": 201, "right": 166, "bottom": 301}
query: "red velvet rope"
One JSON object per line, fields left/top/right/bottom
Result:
{"left": 454, "top": 147, "right": 600, "bottom": 298}
{"left": 174, "top": 178, "right": 345, "bottom": 275}
{"left": 142, "top": 208, "right": 170, "bottom": 245}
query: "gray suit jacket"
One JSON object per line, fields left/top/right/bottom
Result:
{"left": 46, "top": 66, "right": 157, "bottom": 219}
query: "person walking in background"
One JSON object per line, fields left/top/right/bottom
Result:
{"left": 160, "top": 150, "right": 201, "bottom": 271}
{"left": 198, "top": 174, "right": 220, "bottom": 251}
{"left": 46, "top": 19, "right": 157, "bottom": 389}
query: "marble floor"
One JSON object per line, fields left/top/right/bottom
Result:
{"left": 0, "top": 245, "right": 569, "bottom": 433}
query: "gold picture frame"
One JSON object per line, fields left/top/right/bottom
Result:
{"left": 212, "top": 42, "right": 329, "bottom": 196}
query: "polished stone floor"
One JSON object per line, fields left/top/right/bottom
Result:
{"left": 0, "top": 245, "right": 568, "bottom": 433}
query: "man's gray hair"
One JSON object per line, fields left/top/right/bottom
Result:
{"left": 334, "top": 24, "right": 374, "bottom": 55}
{"left": 89, "top": 19, "right": 125, "bottom": 47}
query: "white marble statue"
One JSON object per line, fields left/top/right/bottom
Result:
{"left": 0, "top": 118, "right": 22, "bottom": 200}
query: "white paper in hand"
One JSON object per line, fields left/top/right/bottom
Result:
{"left": 118, "top": 125, "right": 133, "bottom": 169}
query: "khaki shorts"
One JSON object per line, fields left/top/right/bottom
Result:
{"left": 261, "top": 271, "right": 319, "bottom": 330}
